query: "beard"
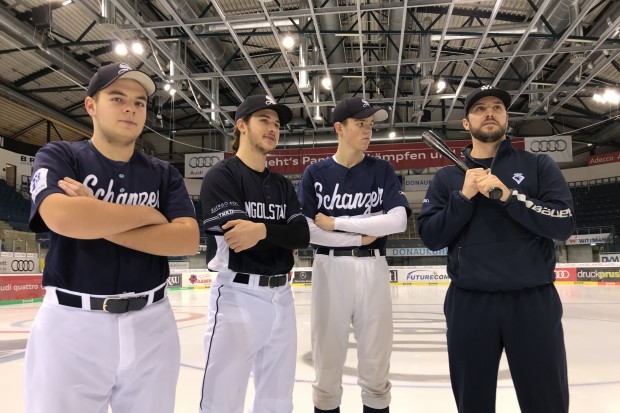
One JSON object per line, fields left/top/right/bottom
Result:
{"left": 469, "top": 121, "right": 507, "bottom": 143}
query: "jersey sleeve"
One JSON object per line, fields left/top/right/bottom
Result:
{"left": 382, "top": 162, "right": 412, "bottom": 216}
{"left": 199, "top": 165, "right": 248, "bottom": 234}
{"left": 29, "top": 143, "right": 78, "bottom": 233}
{"left": 297, "top": 167, "right": 318, "bottom": 218}
{"left": 284, "top": 179, "right": 307, "bottom": 224}
{"left": 162, "top": 164, "right": 196, "bottom": 221}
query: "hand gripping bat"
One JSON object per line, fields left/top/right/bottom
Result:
{"left": 421, "top": 130, "right": 503, "bottom": 200}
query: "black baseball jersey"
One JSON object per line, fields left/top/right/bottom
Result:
{"left": 298, "top": 155, "right": 411, "bottom": 249}
{"left": 200, "top": 156, "right": 305, "bottom": 275}
{"left": 29, "top": 140, "right": 196, "bottom": 295}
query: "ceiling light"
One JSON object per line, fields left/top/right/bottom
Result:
{"left": 437, "top": 79, "right": 447, "bottom": 92}
{"left": 389, "top": 131, "right": 396, "bottom": 139}
{"left": 603, "top": 89, "right": 620, "bottom": 104}
{"left": 281, "top": 35, "right": 295, "bottom": 50}
{"left": 321, "top": 77, "right": 332, "bottom": 90}
{"left": 169, "top": 88, "right": 177, "bottom": 96}
{"left": 131, "top": 41, "right": 145, "bottom": 55}
{"left": 114, "top": 43, "right": 128, "bottom": 56}
{"left": 164, "top": 83, "right": 171, "bottom": 91}
{"left": 209, "top": 19, "right": 299, "bottom": 32}
{"left": 62, "top": 0, "right": 73, "bottom": 5}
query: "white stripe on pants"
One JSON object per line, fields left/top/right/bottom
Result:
{"left": 199, "top": 272, "right": 297, "bottom": 413}
{"left": 24, "top": 293, "right": 180, "bottom": 413}
{"left": 311, "top": 253, "right": 392, "bottom": 410}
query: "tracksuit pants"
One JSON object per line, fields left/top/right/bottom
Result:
{"left": 444, "top": 282, "right": 569, "bottom": 413}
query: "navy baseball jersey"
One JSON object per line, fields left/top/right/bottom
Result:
{"left": 200, "top": 156, "right": 306, "bottom": 275}
{"left": 298, "top": 155, "right": 411, "bottom": 249}
{"left": 29, "top": 140, "right": 196, "bottom": 295}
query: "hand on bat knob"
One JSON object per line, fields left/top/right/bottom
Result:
{"left": 461, "top": 169, "right": 509, "bottom": 202}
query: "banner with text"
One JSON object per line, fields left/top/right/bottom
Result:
{"left": 264, "top": 141, "right": 476, "bottom": 174}
{"left": 403, "top": 174, "right": 435, "bottom": 192}
{"left": 184, "top": 152, "right": 225, "bottom": 178}
{"left": 566, "top": 233, "right": 611, "bottom": 245}
{"left": 523, "top": 136, "right": 572, "bottom": 162}
{"left": 0, "top": 274, "right": 44, "bottom": 301}
{"left": 387, "top": 247, "right": 448, "bottom": 257}
{"left": 588, "top": 151, "right": 620, "bottom": 166}
{"left": 0, "top": 257, "right": 40, "bottom": 274}
{"left": 600, "top": 253, "right": 620, "bottom": 263}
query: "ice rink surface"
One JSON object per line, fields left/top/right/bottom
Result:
{"left": 1, "top": 284, "right": 619, "bottom": 412}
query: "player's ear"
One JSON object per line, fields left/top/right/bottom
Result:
{"left": 236, "top": 118, "right": 247, "bottom": 133}
{"left": 85, "top": 96, "right": 96, "bottom": 117}
{"left": 462, "top": 117, "right": 470, "bottom": 131}
{"left": 334, "top": 121, "right": 343, "bottom": 136}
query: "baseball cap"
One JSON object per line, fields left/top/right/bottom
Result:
{"left": 87, "top": 62, "right": 156, "bottom": 97}
{"left": 332, "top": 97, "right": 388, "bottom": 123}
{"left": 235, "top": 95, "right": 293, "bottom": 125}
{"left": 464, "top": 85, "right": 511, "bottom": 115}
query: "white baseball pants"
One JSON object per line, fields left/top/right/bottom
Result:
{"left": 24, "top": 289, "right": 180, "bottom": 413}
{"left": 199, "top": 271, "right": 297, "bottom": 413}
{"left": 311, "top": 253, "right": 393, "bottom": 410}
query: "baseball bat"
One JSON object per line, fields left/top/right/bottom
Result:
{"left": 421, "top": 130, "right": 503, "bottom": 200}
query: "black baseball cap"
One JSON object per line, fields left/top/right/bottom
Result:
{"left": 235, "top": 95, "right": 293, "bottom": 125}
{"left": 464, "top": 86, "right": 511, "bottom": 115}
{"left": 87, "top": 62, "right": 156, "bottom": 97}
{"left": 332, "top": 97, "right": 388, "bottom": 123}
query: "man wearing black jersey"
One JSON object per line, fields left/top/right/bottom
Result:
{"left": 198, "top": 95, "right": 310, "bottom": 413}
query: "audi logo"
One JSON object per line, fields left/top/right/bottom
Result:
{"left": 554, "top": 269, "right": 571, "bottom": 279}
{"left": 11, "top": 260, "right": 35, "bottom": 272}
{"left": 189, "top": 156, "right": 221, "bottom": 168}
{"left": 529, "top": 139, "right": 567, "bottom": 152}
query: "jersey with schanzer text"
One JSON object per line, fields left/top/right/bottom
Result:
{"left": 200, "top": 156, "right": 306, "bottom": 275}
{"left": 298, "top": 155, "right": 411, "bottom": 249}
{"left": 29, "top": 140, "right": 196, "bottom": 295}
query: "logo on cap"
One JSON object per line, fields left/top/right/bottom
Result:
{"left": 265, "top": 96, "right": 276, "bottom": 106}
{"left": 361, "top": 99, "right": 370, "bottom": 107}
{"left": 118, "top": 63, "right": 132, "bottom": 75}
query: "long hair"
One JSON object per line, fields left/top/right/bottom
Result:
{"left": 230, "top": 115, "right": 250, "bottom": 153}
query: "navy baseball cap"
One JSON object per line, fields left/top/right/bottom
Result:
{"left": 87, "top": 62, "right": 156, "bottom": 97}
{"left": 332, "top": 97, "right": 388, "bottom": 123}
{"left": 464, "top": 85, "right": 511, "bottom": 115}
{"left": 235, "top": 95, "right": 293, "bottom": 125}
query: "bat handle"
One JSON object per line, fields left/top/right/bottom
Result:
{"left": 488, "top": 187, "right": 503, "bottom": 200}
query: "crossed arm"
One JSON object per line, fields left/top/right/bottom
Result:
{"left": 40, "top": 177, "right": 199, "bottom": 256}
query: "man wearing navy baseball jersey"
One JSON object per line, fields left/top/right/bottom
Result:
{"left": 25, "top": 62, "right": 199, "bottom": 413}
{"left": 198, "top": 95, "right": 309, "bottom": 413}
{"left": 297, "top": 97, "right": 411, "bottom": 413}
{"left": 417, "top": 86, "right": 574, "bottom": 413}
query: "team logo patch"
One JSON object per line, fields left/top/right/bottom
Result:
{"left": 265, "top": 96, "right": 276, "bottom": 105}
{"left": 30, "top": 168, "right": 48, "bottom": 201}
{"left": 512, "top": 173, "right": 525, "bottom": 184}
{"left": 361, "top": 98, "right": 370, "bottom": 107}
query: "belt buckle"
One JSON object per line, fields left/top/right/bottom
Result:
{"left": 267, "top": 276, "right": 277, "bottom": 288}
{"left": 103, "top": 297, "right": 122, "bottom": 313}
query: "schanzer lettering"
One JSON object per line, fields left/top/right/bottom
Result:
{"left": 315, "top": 182, "right": 384, "bottom": 214}
{"left": 83, "top": 174, "right": 160, "bottom": 207}
{"left": 245, "top": 202, "right": 286, "bottom": 220}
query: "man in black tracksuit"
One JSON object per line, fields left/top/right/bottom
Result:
{"left": 417, "top": 86, "right": 575, "bottom": 413}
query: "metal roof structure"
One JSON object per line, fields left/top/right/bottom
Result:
{"left": 1, "top": 0, "right": 620, "bottom": 170}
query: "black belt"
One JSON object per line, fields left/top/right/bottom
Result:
{"left": 55, "top": 285, "right": 166, "bottom": 314}
{"left": 233, "top": 273, "right": 288, "bottom": 288}
{"left": 315, "top": 247, "right": 386, "bottom": 257}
